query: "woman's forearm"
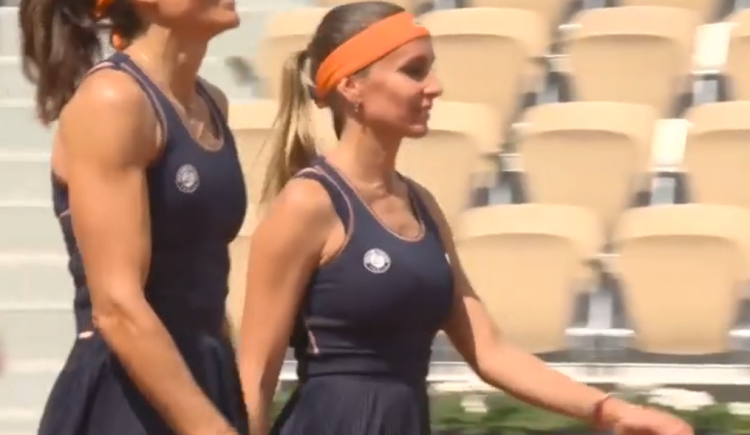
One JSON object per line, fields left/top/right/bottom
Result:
{"left": 477, "top": 343, "right": 632, "bottom": 425}
{"left": 240, "top": 352, "right": 282, "bottom": 435}
{"left": 246, "top": 391, "right": 271, "bottom": 435}
{"left": 95, "top": 296, "right": 235, "bottom": 435}
{"left": 242, "top": 377, "right": 276, "bottom": 435}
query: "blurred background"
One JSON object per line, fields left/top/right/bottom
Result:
{"left": 4, "top": 0, "right": 750, "bottom": 433}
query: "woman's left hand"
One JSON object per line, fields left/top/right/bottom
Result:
{"left": 611, "top": 405, "right": 693, "bottom": 435}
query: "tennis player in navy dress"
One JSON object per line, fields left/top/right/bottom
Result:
{"left": 19, "top": 0, "right": 249, "bottom": 432}
{"left": 237, "top": 2, "right": 694, "bottom": 435}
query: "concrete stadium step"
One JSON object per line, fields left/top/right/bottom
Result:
{"left": 0, "top": 203, "right": 64, "bottom": 253}
{"left": 0, "top": 153, "right": 51, "bottom": 202}
{"left": 0, "top": 254, "right": 71, "bottom": 306}
{"left": 0, "top": 8, "right": 18, "bottom": 57}
{"left": 199, "top": 57, "right": 258, "bottom": 101}
{"left": 0, "top": 362, "right": 61, "bottom": 419}
{"left": 1, "top": 2, "right": 311, "bottom": 57}
{"left": 0, "top": 408, "right": 39, "bottom": 435}
{"left": 0, "top": 103, "right": 54, "bottom": 151}
{"left": 1, "top": 306, "right": 74, "bottom": 360}
{"left": 0, "top": 58, "right": 255, "bottom": 104}
{"left": 0, "top": 61, "right": 255, "bottom": 109}
{"left": 208, "top": 9, "right": 267, "bottom": 58}
{"left": 0, "top": 58, "right": 35, "bottom": 100}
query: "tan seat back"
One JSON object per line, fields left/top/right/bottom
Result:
{"left": 256, "top": 8, "right": 330, "bottom": 99}
{"left": 612, "top": 204, "right": 750, "bottom": 354}
{"left": 456, "top": 204, "right": 603, "bottom": 353}
{"left": 230, "top": 100, "right": 279, "bottom": 207}
{"left": 517, "top": 101, "right": 658, "bottom": 232}
{"left": 314, "top": 0, "right": 432, "bottom": 13}
{"left": 725, "top": 9, "right": 750, "bottom": 100}
{"left": 230, "top": 100, "right": 336, "bottom": 206}
{"left": 465, "top": 0, "right": 575, "bottom": 30}
{"left": 619, "top": 0, "right": 720, "bottom": 22}
{"left": 421, "top": 8, "right": 547, "bottom": 141}
{"left": 684, "top": 101, "right": 750, "bottom": 211}
{"left": 397, "top": 101, "right": 501, "bottom": 226}
{"left": 564, "top": 6, "right": 699, "bottom": 116}
{"left": 227, "top": 212, "right": 259, "bottom": 339}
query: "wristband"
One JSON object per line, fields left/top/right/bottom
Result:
{"left": 591, "top": 393, "right": 614, "bottom": 431}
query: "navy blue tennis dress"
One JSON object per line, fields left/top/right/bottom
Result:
{"left": 271, "top": 157, "right": 455, "bottom": 435}
{"left": 37, "top": 52, "right": 249, "bottom": 435}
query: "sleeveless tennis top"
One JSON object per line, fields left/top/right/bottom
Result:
{"left": 40, "top": 51, "right": 249, "bottom": 435}
{"left": 272, "top": 156, "right": 454, "bottom": 435}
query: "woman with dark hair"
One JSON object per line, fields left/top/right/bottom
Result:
{"left": 18, "top": 0, "right": 248, "bottom": 433}
{"left": 237, "top": 2, "right": 695, "bottom": 435}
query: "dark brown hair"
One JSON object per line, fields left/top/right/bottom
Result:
{"left": 19, "top": 0, "right": 144, "bottom": 124}
{"left": 260, "top": 1, "right": 404, "bottom": 203}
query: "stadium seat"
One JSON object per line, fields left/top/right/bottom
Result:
{"left": 230, "top": 100, "right": 279, "bottom": 207}
{"left": 455, "top": 204, "right": 603, "bottom": 353}
{"left": 725, "top": 9, "right": 750, "bottom": 100}
{"left": 420, "top": 7, "right": 548, "bottom": 144}
{"left": 619, "top": 0, "right": 722, "bottom": 22}
{"left": 515, "top": 101, "right": 658, "bottom": 232}
{"left": 255, "top": 8, "right": 330, "bottom": 99}
{"left": 229, "top": 99, "right": 336, "bottom": 206}
{"left": 464, "top": 0, "right": 576, "bottom": 30}
{"left": 683, "top": 101, "right": 750, "bottom": 210}
{"left": 562, "top": 6, "right": 700, "bottom": 117}
{"left": 612, "top": 204, "right": 750, "bottom": 354}
{"left": 397, "top": 101, "right": 500, "bottom": 226}
{"left": 314, "top": 0, "right": 433, "bottom": 13}
{"left": 227, "top": 211, "right": 258, "bottom": 338}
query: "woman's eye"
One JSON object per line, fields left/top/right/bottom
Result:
{"left": 401, "top": 65, "right": 428, "bottom": 80}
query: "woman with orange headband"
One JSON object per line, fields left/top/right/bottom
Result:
{"left": 238, "top": 2, "right": 693, "bottom": 435}
{"left": 18, "top": 0, "right": 249, "bottom": 434}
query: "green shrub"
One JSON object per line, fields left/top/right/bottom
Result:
{"left": 271, "top": 389, "right": 750, "bottom": 434}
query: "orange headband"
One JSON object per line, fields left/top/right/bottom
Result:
{"left": 94, "top": 0, "right": 126, "bottom": 49}
{"left": 314, "top": 12, "right": 430, "bottom": 102}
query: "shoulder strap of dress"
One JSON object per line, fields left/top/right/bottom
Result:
{"left": 81, "top": 53, "right": 168, "bottom": 143}
{"left": 292, "top": 166, "right": 352, "bottom": 233}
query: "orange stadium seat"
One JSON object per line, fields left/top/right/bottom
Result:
{"left": 456, "top": 204, "right": 603, "bottom": 353}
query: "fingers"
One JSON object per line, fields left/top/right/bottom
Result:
{"left": 612, "top": 409, "right": 693, "bottom": 435}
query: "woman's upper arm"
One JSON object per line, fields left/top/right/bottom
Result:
{"left": 59, "top": 71, "right": 158, "bottom": 317}
{"left": 410, "top": 182, "right": 503, "bottom": 372}
{"left": 239, "top": 178, "right": 333, "bottom": 378}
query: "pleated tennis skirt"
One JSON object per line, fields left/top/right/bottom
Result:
{"left": 37, "top": 332, "right": 249, "bottom": 435}
{"left": 271, "top": 375, "right": 431, "bottom": 435}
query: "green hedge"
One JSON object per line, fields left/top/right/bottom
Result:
{"left": 430, "top": 393, "right": 750, "bottom": 434}
{"left": 272, "top": 391, "right": 750, "bottom": 434}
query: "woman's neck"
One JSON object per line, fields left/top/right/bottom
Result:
{"left": 331, "top": 129, "right": 401, "bottom": 190}
{"left": 126, "top": 29, "right": 208, "bottom": 104}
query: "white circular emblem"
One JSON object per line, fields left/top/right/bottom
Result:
{"left": 363, "top": 248, "right": 391, "bottom": 274}
{"left": 175, "top": 164, "right": 200, "bottom": 193}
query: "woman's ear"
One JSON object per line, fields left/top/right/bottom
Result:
{"left": 335, "top": 75, "right": 363, "bottom": 109}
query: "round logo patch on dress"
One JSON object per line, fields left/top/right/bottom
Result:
{"left": 175, "top": 164, "right": 200, "bottom": 194}
{"left": 363, "top": 248, "right": 391, "bottom": 274}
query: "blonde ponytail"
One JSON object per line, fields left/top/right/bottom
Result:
{"left": 261, "top": 50, "right": 318, "bottom": 204}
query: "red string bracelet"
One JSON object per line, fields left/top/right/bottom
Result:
{"left": 591, "top": 393, "right": 615, "bottom": 431}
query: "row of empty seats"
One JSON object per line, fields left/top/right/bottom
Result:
{"left": 252, "top": 5, "right": 750, "bottom": 117}
{"left": 319, "top": 0, "right": 740, "bottom": 24}
{"left": 460, "top": 203, "right": 750, "bottom": 355}
{"left": 228, "top": 99, "right": 750, "bottom": 234}
{"left": 217, "top": 3, "right": 750, "bottom": 362}
{"left": 11, "top": 1, "right": 750, "bottom": 432}
{"left": 227, "top": 202, "right": 750, "bottom": 356}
